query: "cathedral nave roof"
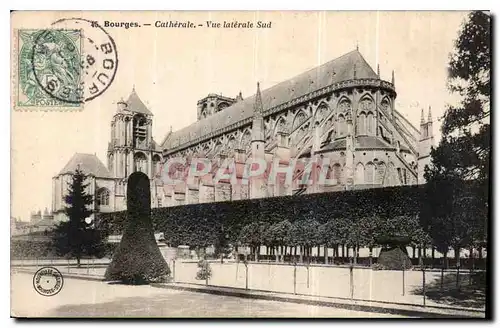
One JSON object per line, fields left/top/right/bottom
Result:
{"left": 162, "top": 49, "right": 378, "bottom": 151}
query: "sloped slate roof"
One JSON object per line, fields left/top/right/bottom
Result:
{"left": 162, "top": 49, "right": 377, "bottom": 150}
{"left": 125, "top": 89, "right": 153, "bottom": 116}
{"left": 58, "top": 153, "right": 113, "bottom": 178}
{"left": 320, "top": 136, "right": 395, "bottom": 152}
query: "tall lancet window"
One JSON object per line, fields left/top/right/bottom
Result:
{"left": 134, "top": 152, "right": 147, "bottom": 173}
{"left": 355, "top": 163, "right": 365, "bottom": 184}
{"left": 337, "top": 115, "right": 346, "bottom": 137}
{"left": 109, "top": 154, "right": 114, "bottom": 173}
{"left": 357, "top": 113, "right": 367, "bottom": 135}
{"left": 365, "top": 162, "right": 375, "bottom": 184}
{"left": 153, "top": 154, "right": 162, "bottom": 176}
{"left": 366, "top": 113, "right": 375, "bottom": 136}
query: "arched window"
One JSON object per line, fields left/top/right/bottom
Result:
{"left": 292, "top": 111, "right": 307, "bottom": 131}
{"left": 377, "top": 162, "right": 387, "bottom": 184}
{"left": 153, "top": 154, "right": 162, "bottom": 176}
{"left": 315, "top": 103, "right": 329, "bottom": 123}
{"left": 226, "top": 136, "right": 236, "bottom": 152}
{"left": 365, "top": 162, "right": 375, "bottom": 184}
{"left": 357, "top": 113, "right": 366, "bottom": 135}
{"left": 355, "top": 163, "right": 365, "bottom": 184}
{"left": 338, "top": 98, "right": 352, "bottom": 112}
{"left": 388, "top": 162, "right": 397, "bottom": 186}
{"left": 109, "top": 154, "right": 114, "bottom": 173}
{"left": 217, "top": 102, "right": 229, "bottom": 112}
{"left": 366, "top": 113, "right": 375, "bottom": 136}
{"left": 97, "top": 188, "right": 110, "bottom": 207}
{"left": 359, "top": 98, "right": 374, "bottom": 112}
{"left": 333, "top": 163, "right": 342, "bottom": 184}
{"left": 201, "top": 103, "right": 208, "bottom": 118}
{"left": 134, "top": 152, "right": 147, "bottom": 173}
{"left": 240, "top": 130, "right": 251, "bottom": 149}
{"left": 275, "top": 117, "right": 287, "bottom": 135}
{"left": 381, "top": 98, "right": 391, "bottom": 113}
{"left": 337, "top": 115, "right": 346, "bottom": 137}
{"left": 295, "top": 126, "right": 307, "bottom": 144}
{"left": 133, "top": 114, "right": 148, "bottom": 147}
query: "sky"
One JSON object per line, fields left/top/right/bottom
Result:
{"left": 11, "top": 11, "right": 469, "bottom": 221}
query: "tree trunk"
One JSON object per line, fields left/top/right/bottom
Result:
{"left": 369, "top": 246, "right": 373, "bottom": 266}
{"left": 455, "top": 246, "right": 461, "bottom": 268}
{"left": 470, "top": 246, "right": 475, "bottom": 270}
{"left": 341, "top": 244, "right": 345, "bottom": 259}
{"left": 423, "top": 244, "right": 427, "bottom": 258}
{"left": 77, "top": 256, "right": 81, "bottom": 268}
{"left": 443, "top": 250, "right": 449, "bottom": 269}
{"left": 275, "top": 246, "right": 279, "bottom": 263}
{"left": 412, "top": 246, "right": 416, "bottom": 259}
{"left": 478, "top": 246, "right": 483, "bottom": 260}
{"left": 299, "top": 246, "right": 303, "bottom": 263}
{"left": 353, "top": 245, "right": 358, "bottom": 265}
{"left": 431, "top": 247, "right": 435, "bottom": 269}
{"left": 418, "top": 247, "right": 422, "bottom": 259}
{"left": 324, "top": 245, "right": 328, "bottom": 264}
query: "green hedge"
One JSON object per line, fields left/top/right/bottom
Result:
{"left": 99, "top": 185, "right": 424, "bottom": 247}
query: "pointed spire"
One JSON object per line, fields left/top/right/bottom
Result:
{"left": 391, "top": 70, "right": 395, "bottom": 86}
{"left": 253, "top": 82, "right": 263, "bottom": 115}
{"left": 356, "top": 41, "right": 359, "bottom": 51}
{"left": 353, "top": 64, "right": 357, "bottom": 79}
{"left": 428, "top": 105, "right": 432, "bottom": 122}
{"left": 377, "top": 64, "right": 380, "bottom": 78}
{"left": 420, "top": 108, "right": 425, "bottom": 124}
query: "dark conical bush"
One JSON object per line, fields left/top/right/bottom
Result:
{"left": 105, "top": 172, "right": 170, "bottom": 284}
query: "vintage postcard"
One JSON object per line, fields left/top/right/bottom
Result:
{"left": 10, "top": 11, "right": 490, "bottom": 318}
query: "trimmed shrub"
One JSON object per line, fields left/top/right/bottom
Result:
{"left": 195, "top": 259, "right": 212, "bottom": 280}
{"left": 104, "top": 172, "right": 170, "bottom": 284}
{"left": 377, "top": 246, "right": 413, "bottom": 270}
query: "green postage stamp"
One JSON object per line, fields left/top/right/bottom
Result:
{"left": 14, "top": 29, "right": 84, "bottom": 110}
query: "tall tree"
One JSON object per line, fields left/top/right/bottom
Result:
{"left": 214, "top": 224, "right": 232, "bottom": 263}
{"left": 52, "top": 168, "right": 103, "bottom": 266}
{"left": 426, "top": 11, "right": 490, "bottom": 183}
{"left": 238, "top": 221, "right": 268, "bottom": 261}
{"left": 424, "top": 11, "right": 490, "bottom": 257}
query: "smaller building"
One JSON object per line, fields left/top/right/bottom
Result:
{"left": 11, "top": 208, "right": 57, "bottom": 236}
{"left": 52, "top": 153, "right": 116, "bottom": 222}
{"left": 29, "top": 208, "right": 56, "bottom": 233}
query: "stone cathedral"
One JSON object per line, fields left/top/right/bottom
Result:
{"left": 51, "top": 50, "right": 434, "bottom": 221}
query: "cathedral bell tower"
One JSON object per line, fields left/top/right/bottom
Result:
{"left": 107, "top": 88, "right": 162, "bottom": 182}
